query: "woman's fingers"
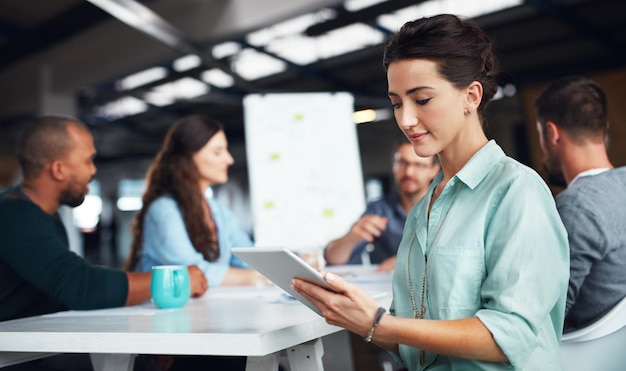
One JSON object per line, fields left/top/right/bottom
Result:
{"left": 292, "top": 273, "right": 379, "bottom": 332}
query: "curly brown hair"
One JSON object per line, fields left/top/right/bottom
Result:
{"left": 125, "top": 114, "right": 224, "bottom": 271}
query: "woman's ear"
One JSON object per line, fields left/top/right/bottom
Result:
{"left": 465, "top": 81, "right": 483, "bottom": 114}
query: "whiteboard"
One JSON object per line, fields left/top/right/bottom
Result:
{"left": 243, "top": 92, "right": 365, "bottom": 250}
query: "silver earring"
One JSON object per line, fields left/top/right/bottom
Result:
{"left": 464, "top": 109, "right": 470, "bottom": 116}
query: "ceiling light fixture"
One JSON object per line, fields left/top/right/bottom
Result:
{"left": 86, "top": 0, "right": 191, "bottom": 50}
{"left": 87, "top": 0, "right": 256, "bottom": 92}
{"left": 353, "top": 108, "right": 392, "bottom": 124}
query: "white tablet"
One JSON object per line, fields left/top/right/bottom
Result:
{"left": 232, "top": 247, "right": 337, "bottom": 316}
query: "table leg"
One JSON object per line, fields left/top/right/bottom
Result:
{"left": 90, "top": 353, "right": 135, "bottom": 371}
{"left": 287, "top": 338, "right": 324, "bottom": 371}
{"left": 246, "top": 353, "right": 279, "bottom": 371}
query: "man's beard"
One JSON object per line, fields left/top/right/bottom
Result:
{"left": 543, "top": 164, "right": 567, "bottom": 188}
{"left": 59, "top": 183, "right": 87, "bottom": 208}
{"left": 541, "top": 145, "right": 567, "bottom": 188}
{"left": 398, "top": 177, "right": 422, "bottom": 198}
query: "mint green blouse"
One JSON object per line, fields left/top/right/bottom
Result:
{"left": 390, "top": 141, "right": 569, "bottom": 370}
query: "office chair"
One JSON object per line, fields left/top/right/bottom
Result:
{"left": 560, "top": 296, "right": 626, "bottom": 371}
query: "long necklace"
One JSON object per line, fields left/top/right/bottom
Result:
{"left": 407, "top": 184, "right": 460, "bottom": 366}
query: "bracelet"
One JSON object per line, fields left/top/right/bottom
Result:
{"left": 364, "top": 307, "right": 386, "bottom": 343}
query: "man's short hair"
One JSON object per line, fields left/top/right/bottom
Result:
{"left": 534, "top": 76, "right": 608, "bottom": 143}
{"left": 16, "top": 115, "right": 88, "bottom": 179}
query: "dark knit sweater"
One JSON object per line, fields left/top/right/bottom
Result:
{"left": 0, "top": 187, "right": 127, "bottom": 321}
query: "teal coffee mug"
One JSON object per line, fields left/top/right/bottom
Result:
{"left": 151, "top": 265, "right": 190, "bottom": 309}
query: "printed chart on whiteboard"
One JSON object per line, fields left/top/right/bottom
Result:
{"left": 243, "top": 92, "right": 366, "bottom": 250}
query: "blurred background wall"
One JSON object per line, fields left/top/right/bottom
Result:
{"left": 0, "top": 0, "right": 624, "bottom": 267}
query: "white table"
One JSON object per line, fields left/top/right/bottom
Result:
{"left": 0, "top": 267, "right": 392, "bottom": 371}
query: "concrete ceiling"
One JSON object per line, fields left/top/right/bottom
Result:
{"left": 1, "top": 0, "right": 625, "bottom": 167}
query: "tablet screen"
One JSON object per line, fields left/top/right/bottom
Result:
{"left": 232, "top": 247, "right": 337, "bottom": 315}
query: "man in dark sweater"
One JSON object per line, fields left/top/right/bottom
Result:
{"left": 324, "top": 141, "right": 439, "bottom": 270}
{"left": 535, "top": 76, "right": 626, "bottom": 332}
{"left": 0, "top": 115, "right": 208, "bottom": 323}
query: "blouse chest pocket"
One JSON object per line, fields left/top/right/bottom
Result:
{"left": 427, "top": 244, "right": 485, "bottom": 319}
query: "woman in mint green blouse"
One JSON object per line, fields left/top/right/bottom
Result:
{"left": 293, "top": 14, "right": 569, "bottom": 370}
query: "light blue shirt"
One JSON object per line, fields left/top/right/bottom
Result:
{"left": 390, "top": 141, "right": 569, "bottom": 370}
{"left": 136, "top": 195, "right": 253, "bottom": 287}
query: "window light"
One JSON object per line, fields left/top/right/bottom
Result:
{"left": 116, "top": 66, "right": 167, "bottom": 91}
{"left": 264, "top": 23, "right": 384, "bottom": 66}
{"left": 144, "top": 91, "right": 174, "bottom": 107}
{"left": 173, "top": 54, "right": 201, "bottom": 72}
{"left": 353, "top": 109, "right": 377, "bottom": 124}
{"left": 73, "top": 180, "right": 102, "bottom": 232}
{"left": 73, "top": 195, "right": 103, "bottom": 231}
{"left": 212, "top": 41, "right": 241, "bottom": 59}
{"left": 344, "top": 0, "right": 389, "bottom": 12}
{"left": 116, "top": 196, "right": 143, "bottom": 211}
{"left": 377, "top": 0, "right": 523, "bottom": 31}
{"left": 94, "top": 96, "right": 148, "bottom": 120}
{"left": 231, "top": 49, "right": 287, "bottom": 80}
{"left": 201, "top": 68, "right": 235, "bottom": 88}
{"left": 316, "top": 23, "right": 385, "bottom": 60}
{"left": 264, "top": 35, "right": 319, "bottom": 65}
{"left": 503, "top": 83, "right": 517, "bottom": 97}
{"left": 246, "top": 10, "right": 336, "bottom": 47}
{"left": 144, "top": 77, "right": 209, "bottom": 106}
{"left": 353, "top": 108, "right": 392, "bottom": 124}
{"left": 117, "top": 179, "right": 145, "bottom": 212}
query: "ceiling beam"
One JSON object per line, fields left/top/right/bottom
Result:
{"left": 86, "top": 0, "right": 259, "bottom": 93}
{"left": 305, "top": 0, "right": 428, "bottom": 36}
{"left": 0, "top": 3, "right": 109, "bottom": 71}
{"left": 0, "top": 18, "right": 44, "bottom": 46}
{"left": 238, "top": 39, "right": 376, "bottom": 97}
{"left": 526, "top": 0, "right": 626, "bottom": 53}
